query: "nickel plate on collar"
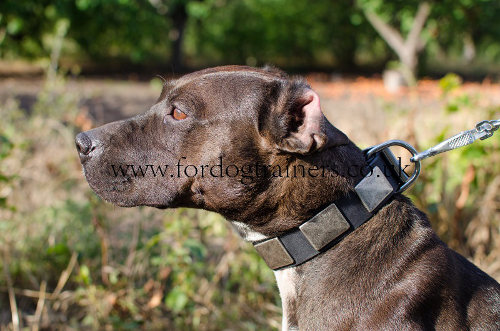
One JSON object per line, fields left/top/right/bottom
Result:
{"left": 254, "top": 237, "right": 294, "bottom": 270}
{"left": 355, "top": 166, "right": 394, "bottom": 212}
{"left": 365, "top": 140, "right": 421, "bottom": 193}
{"left": 299, "top": 203, "right": 350, "bottom": 251}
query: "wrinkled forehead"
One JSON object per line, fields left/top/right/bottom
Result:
{"left": 178, "top": 65, "right": 286, "bottom": 82}
{"left": 174, "top": 67, "right": 283, "bottom": 90}
{"left": 162, "top": 67, "right": 286, "bottom": 118}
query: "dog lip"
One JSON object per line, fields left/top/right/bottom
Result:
{"left": 84, "top": 169, "right": 134, "bottom": 197}
{"left": 107, "top": 185, "right": 131, "bottom": 193}
{"left": 104, "top": 177, "right": 134, "bottom": 193}
{"left": 77, "top": 151, "right": 91, "bottom": 164}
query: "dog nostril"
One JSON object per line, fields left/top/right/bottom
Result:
{"left": 75, "top": 132, "right": 93, "bottom": 156}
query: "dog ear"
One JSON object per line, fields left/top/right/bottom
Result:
{"left": 269, "top": 88, "right": 349, "bottom": 155}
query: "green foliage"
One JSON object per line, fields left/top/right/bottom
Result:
{"left": 407, "top": 87, "right": 500, "bottom": 252}
{"left": 438, "top": 73, "right": 480, "bottom": 113}
{"left": 0, "top": 0, "right": 171, "bottom": 63}
{"left": 411, "top": 129, "right": 499, "bottom": 246}
{"left": 2, "top": 0, "right": 499, "bottom": 71}
{"left": 0, "top": 104, "right": 20, "bottom": 212}
{"left": 184, "top": 0, "right": 373, "bottom": 67}
{"left": 439, "top": 73, "right": 462, "bottom": 95}
{"left": 0, "top": 135, "right": 13, "bottom": 210}
{"left": 357, "top": 0, "right": 500, "bottom": 72}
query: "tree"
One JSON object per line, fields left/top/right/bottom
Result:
{"left": 148, "top": 0, "right": 190, "bottom": 71}
{"left": 361, "top": 1, "right": 431, "bottom": 85}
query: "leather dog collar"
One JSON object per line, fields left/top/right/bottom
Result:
{"left": 253, "top": 148, "right": 410, "bottom": 270}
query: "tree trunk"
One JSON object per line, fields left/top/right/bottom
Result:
{"left": 363, "top": 2, "right": 431, "bottom": 86}
{"left": 171, "top": 4, "right": 187, "bottom": 72}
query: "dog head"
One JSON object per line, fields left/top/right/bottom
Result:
{"left": 76, "top": 66, "right": 361, "bottom": 233}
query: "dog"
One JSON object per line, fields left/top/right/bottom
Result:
{"left": 76, "top": 66, "right": 500, "bottom": 330}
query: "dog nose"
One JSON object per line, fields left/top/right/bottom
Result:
{"left": 75, "top": 132, "right": 94, "bottom": 157}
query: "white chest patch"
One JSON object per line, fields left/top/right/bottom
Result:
{"left": 274, "top": 268, "right": 298, "bottom": 331}
{"left": 230, "top": 221, "right": 269, "bottom": 242}
{"left": 230, "top": 221, "right": 299, "bottom": 330}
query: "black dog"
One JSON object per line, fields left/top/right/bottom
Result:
{"left": 76, "top": 66, "right": 500, "bottom": 330}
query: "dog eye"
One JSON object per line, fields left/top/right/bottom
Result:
{"left": 172, "top": 108, "right": 187, "bottom": 120}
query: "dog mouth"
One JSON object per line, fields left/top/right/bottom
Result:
{"left": 104, "top": 175, "right": 134, "bottom": 192}
{"left": 81, "top": 163, "right": 178, "bottom": 208}
{"left": 82, "top": 165, "right": 135, "bottom": 203}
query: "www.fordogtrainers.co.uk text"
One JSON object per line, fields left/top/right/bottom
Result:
{"left": 108, "top": 156, "right": 412, "bottom": 185}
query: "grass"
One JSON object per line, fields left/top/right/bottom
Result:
{"left": 0, "top": 73, "right": 499, "bottom": 330}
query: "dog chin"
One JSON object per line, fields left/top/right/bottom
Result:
{"left": 84, "top": 175, "right": 133, "bottom": 206}
{"left": 111, "top": 199, "right": 175, "bottom": 209}
{"left": 87, "top": 181, "right": 176, "bottom": 209}
{"left": 89, "top": 186, "right": 137, "bottom": 207}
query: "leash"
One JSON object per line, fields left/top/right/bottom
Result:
{"left": 366, "top": 118, "right": 500, "bottom": 193}
{"left": 253, "top": 119, "right": 499, "bottom": 271}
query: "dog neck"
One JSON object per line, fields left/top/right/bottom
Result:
{"left": 229, "top": 143, "right": 367, "bottom": 330}
{"left": 230, "top": 143, "right": 422, "bottom": 330}
{"left": 231, "top": 140, "right": 369, "bottom": 242}
{"left": 232, "top": 190, "right": 428, "bottom": 331}
{"left": 231, "top": 142, "right": 367, "bottom": 238}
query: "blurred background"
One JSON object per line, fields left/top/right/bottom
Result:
{"left": 0, "top": 0, "right": 499, "bottom": 330}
